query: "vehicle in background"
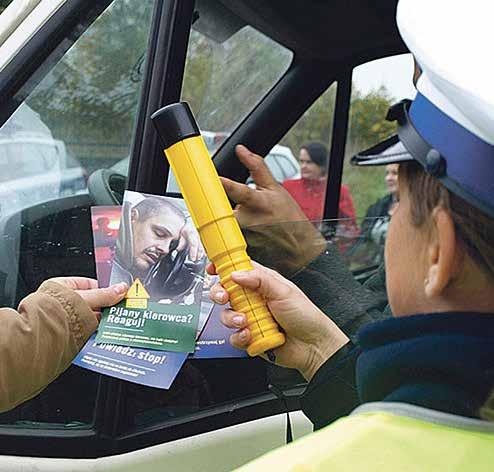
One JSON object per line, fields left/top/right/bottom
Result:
{"left": 201, "top": 132, "right": 300, "bottom": 184}
{"left": 111, "top": 135, "right": 299, "bottom": 191}
{"left": 201, "top": 130, "right": 229, "bottom": 155}
{"left": 0, "top": 132, "right": 87, "bottom": 218}
{"left": 246, "top": 144, "right": 299, "bottom": 185}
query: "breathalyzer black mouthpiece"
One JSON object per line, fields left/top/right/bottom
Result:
{"left": 151, "top": 102, "right": 200, "bottom": 149}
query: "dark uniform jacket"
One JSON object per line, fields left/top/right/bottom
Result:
{"left": 300, "top": 311, "right": 494, "bottom": 428}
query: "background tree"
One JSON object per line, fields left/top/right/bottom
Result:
{"left": 183, "top": 28, "right": 292, "bottom": 133}
{"left": 27, "top": 0, "right": 153, "bottom": 171}
{"left": 344, "top": 85, "right": 397, "bottom": 217}
{"left": 347, "top": 85, "right": 397, "bottom": 151}
{"left": 279, "top": 85, "right": 336, "bottom": 152}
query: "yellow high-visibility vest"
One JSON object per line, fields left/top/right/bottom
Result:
{"left": 236, "top": 403, "right": 494, "bottom": 471}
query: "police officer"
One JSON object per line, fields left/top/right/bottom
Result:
{"left": 210, "top": 0, "right": 494, "bottom": 469}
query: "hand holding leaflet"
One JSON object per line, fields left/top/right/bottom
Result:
{"left": 151, "top": 102, "right": 285, "bottom": 357}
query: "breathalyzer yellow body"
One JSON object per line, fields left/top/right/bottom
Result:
{"left": 151, "top": 102, "right": 285, "bottom": 357}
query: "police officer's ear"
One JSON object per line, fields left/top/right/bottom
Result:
{"left": 424, "top": 207, "right": 461, "bottom": 298}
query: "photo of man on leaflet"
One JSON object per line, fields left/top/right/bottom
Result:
{"left": 110, "top": 192, "right": 206, "bottom": 305}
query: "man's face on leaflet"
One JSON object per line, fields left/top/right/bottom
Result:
{"left": 130, "top": 207, "right": 185, "bottom": 276}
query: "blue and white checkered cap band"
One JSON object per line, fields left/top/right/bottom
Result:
{"left": 410, "top": 93, "right": 494, "bottom": 211}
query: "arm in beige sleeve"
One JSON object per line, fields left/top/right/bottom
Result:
{"left": 0, "top": 280, "right": 97, "bottom": 412}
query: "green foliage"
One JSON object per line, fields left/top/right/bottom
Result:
{"left": 279, "top": 85, "right": 336, "bottom": 152}
{"left": 348, "top": 85, "right": 397, "bottom": 151}
{"left": 342, "top": 160, "right": 387, "bottom": 219}
{"left": 344, "top": 85, "right": 397, "bottom": 218}
{"left": 182, "top": 31, "right": 214, "bottom": 117}
{"left": 183, "top": 28, "right": 292, "bottom": 133}
{"left": 27, "top": 0, "right": 154, "bottom": 168}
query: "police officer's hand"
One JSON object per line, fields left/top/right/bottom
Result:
{"left": 208, "top": 262, "right": 349, "bottom": 381}
{"left": 48, "top": 277, "right": 128, "bottom": 319}
{"left": 221, "top": 145, "right": 326, "bottom": 276}
{"left": 177, "top": 218, "right": 205, "bottom": 262}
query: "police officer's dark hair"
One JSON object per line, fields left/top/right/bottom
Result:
{"left": 133, "top": 197, "right": 184, "bottom": 222}
{"left": 300, "top": 142, "right": 329, "bottom": 174}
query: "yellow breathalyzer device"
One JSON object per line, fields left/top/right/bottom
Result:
{"left": 151, "top": 102, "right": 285, "bottom": 357}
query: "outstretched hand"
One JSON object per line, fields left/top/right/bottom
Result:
{"left": 221, "top": 145, "right": 327, "bottom": 276}
{"left": 221, "top": 145, "right": 308, "bottom": 227}
{"left": 208, "top": 262, "right": 349, "bottom": 380}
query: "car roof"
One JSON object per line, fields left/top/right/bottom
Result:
{"left": 197, "top": 0, "right": 405, "bottom": 62}
{"left": 270, "top": 144, "right": 294, "bottom": 156}
{"left": 1, "top": 0, "right": 405, "bottom": 71}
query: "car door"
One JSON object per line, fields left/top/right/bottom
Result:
{"left": 0, "top": 0, "right": 409, "bottom": 469}
{"left": 0, "top": 0, "right": 312, "bottom": 468}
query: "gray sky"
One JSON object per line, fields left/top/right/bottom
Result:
{"left": 353, "top": 53, "right": 416, "bottom": 101}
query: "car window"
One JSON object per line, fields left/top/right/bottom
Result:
{"left": 160, "top": 21, "right": 293, "bottom": 193}
{"left": 110, "top": 24, "right": 293, "bottom": 193}
{"left": 7, "top": 142, "right": 59, "bottom": 176}
{"left": 275, "top": 84, "right": 340, "bottom": 222}
{"left": 122, "top": 83, "right": 340, "bottom": 430}
{"left": 343, "top": 54, "right": 415, "bottom": 270}
{"left": 0, "top": 2, "right": 154, "bottom": 219}
{"left": 181, "top": 26, "right": 293, "bottom": 151}
{"left": 0, "top": 0, "right": 155, "bottom": 427}
{"left": 222, "top": 59, "right": 415, "bottom": 409}
{"left": 117, "top": 21, "right": 294, "bottom": 430}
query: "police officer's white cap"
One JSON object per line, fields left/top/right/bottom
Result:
{"left": 398, "top": 0, "right": 494, "bottom": 145}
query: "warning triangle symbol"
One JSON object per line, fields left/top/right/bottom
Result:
{"left": 126, "top": 278, "right": 150, "bottom": 299}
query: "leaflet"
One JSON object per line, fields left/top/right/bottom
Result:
{"left": 73, "top": 333, "right": 188, "bottom": 389}
{"left": 73, "top": 204, "right": 190, "bottom": 388}
{"left": 192, "top": 303, "right": 247, "bottom": 358}
{"left": 96, "top": 191, "right": 205, "bottom": 352}
{"left": 74, "top": 195, "right": 245, "bottom": 391}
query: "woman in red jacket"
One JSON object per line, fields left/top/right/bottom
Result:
{"left": 282, "top": 142, "right": 356, "bottom": 223}
{"left": 283, "top": 142, "right": 358, "bottom": 248}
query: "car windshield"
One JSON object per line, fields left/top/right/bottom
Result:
{"left": 112, "top": 21, "right": 292, "bottom": 182}
{"left": 181, "top": 25, "right": 292, "bottom": 150}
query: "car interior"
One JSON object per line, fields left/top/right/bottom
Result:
{"left": 0, "top": 0, "right": 410, "bottom": 459}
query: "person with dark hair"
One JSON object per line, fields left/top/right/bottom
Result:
{"left": 132, "top": 196, "right": 185, "bottom": 225}
{"left": 282, "top": 142, "right": 356, "bottom": 224}
{"left": 112, "top": 197, "right": 186, "bottom": 283}
{"left": 111, "top": 195, "right": 205, "bottom": 302}
{"left": 353, "top": 162, "right": 400, "bottom": 264}
{"left": 211, "top": 0, "right": 494, "bottom": 469}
